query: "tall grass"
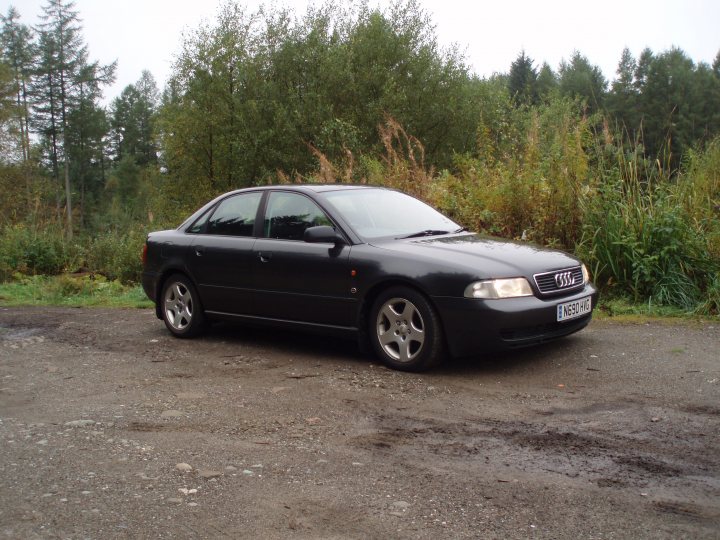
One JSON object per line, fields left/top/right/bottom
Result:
{"left": 297, "top": 112, "right": 719, "bottom": 315}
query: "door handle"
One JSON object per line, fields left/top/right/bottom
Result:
{"left": 258, "top": 251, "right": 273, "bottom": 263}
{"left": 194, "top": 246, "right": 205, "bottom": 257}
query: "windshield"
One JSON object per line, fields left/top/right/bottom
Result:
{"left": 320, "top": 188, "right": 460, "bottom": 240}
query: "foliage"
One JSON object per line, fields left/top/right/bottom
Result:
{"left": 0, "top": 223, "right": 147, "bottom": 284}
{"left": 0, "top": 224, "right": 81, "bottom": 280}
{"left": 0, "top": 1, "right": 719, "bottom": 316}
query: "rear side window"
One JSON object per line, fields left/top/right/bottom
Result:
{"left": 264, "top": 192, "right": 332, "bottom": 240}
{"left": 206, "top": 192, "right": 263, "bottom": 236}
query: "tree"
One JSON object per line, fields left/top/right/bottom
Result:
{"left": 32, "top": 0, "right": 114, "bottom": 236}
{"left": 607, "top": 48, "right": 640, "bottom": 139}
{"left": 0, "top": 60, "right": 19, "bottom": 158}
{"left": 536, "top": 62, "right": 558, "bottom": 101}
{"left": 67, "top": 61, "right": 114, "bottom": 225}
{"left": 0, "top": 7, "right": 34, "bottom": 163}
{"left": 558, "top": 51, "right": 606, "bottom": 114}
{"left": 159, "top": 0, "right": 476, "bottom": 188}
{"left": 110, "top": 70, "right": 159, "bottom": 166}
{"left": 508, "top": 50, "right": 538, "bottom": 106}
{"left": 637, "top": 48, "right": 718, "bottom": 164}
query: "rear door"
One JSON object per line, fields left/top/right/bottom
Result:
{"left": 186, "top": 191, "right": 263, "bottom": 314}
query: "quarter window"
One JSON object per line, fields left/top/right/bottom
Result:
{"left": 264, "top": 192, "right": 332, "bottom": 240}
{"left": 206, "top": 192, "right": 263, "bottom": 236}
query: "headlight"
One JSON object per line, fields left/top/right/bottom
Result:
{"left": 464, "top": 278, "right": 533, "bottom": 299}
{"left": 581, "top": 264, "right": 590, "bottom": 284}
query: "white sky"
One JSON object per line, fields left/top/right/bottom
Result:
{"left": 5, "top": 0, "right": 720, "bottom": 104}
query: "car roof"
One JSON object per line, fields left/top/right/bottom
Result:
{"left": 221, "top": 184, "right": 386, "bottom": 196}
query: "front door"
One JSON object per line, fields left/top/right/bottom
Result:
{"left": 252, "top": 191, "right": 356, "bottom": 328}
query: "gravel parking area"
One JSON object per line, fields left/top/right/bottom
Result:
{"left": 1, "top": 307, "right": 718, "bottom": 538}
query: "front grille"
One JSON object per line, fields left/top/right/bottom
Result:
{"left": 533, "top": 266, "right": 584, "bottom": 295}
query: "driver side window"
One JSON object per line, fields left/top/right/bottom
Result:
{"left": 264, "top": 192, "right": 332, "bottom": 240}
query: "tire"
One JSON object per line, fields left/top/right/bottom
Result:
{"left": 161, "top": 274, "right": 206, "bottom": 338}
{"left": 369, "top": 286, "right": 443, "bottom": 372}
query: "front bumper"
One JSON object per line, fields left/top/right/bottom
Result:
{"left": 433, "top": 284, "right": 599, "bottom": 358}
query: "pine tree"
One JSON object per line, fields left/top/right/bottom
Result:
{"left": 558, "top": 52, "right": 606, "bottom": 114}
{"left": 33, "top": 0, "right": 114, "bottom": 236}
{"left": 607, "top": 48, "right": 639, "bottom": 139}
{"left": 508, "top": 50, "right": 538, "bottom": 106}
{"left": 0, "top": 7, "right": 35, "bottom": 163}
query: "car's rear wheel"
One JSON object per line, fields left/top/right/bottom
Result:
{"left": 161, "top": 274, "right": 206, "bottom": 338}
{"left": 369, "top": 286, "right": 443, "bottom": 371}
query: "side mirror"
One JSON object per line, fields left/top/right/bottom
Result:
{"left": 304, "top": 225, "right": 345, "bottom": 245}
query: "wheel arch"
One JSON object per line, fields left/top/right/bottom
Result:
{"left": 154, "top": 267, "right": 197, "bottom": 320}
{"left": 356, "top": 278, "right": 445, "bottom": 351}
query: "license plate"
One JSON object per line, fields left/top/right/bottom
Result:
{"left": 556, "top": 296, "right": 592, "bottom": 322}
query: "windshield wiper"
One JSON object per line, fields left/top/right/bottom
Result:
{"left": 452, "top": 227, "right": 469, "bottom": 233}
{"left": 399, "top": 229, "right": 450, "bottom": 239}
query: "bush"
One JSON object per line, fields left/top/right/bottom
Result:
{"left": 0, "top": 225, "right": 81, "bottom": 281}
{"left": 0, "top": 225, "right": 147, "bottom": 285}
{"left": 84, "top": 228, "right": 147, "bottom": 283}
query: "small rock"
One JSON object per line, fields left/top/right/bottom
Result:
{"left": 651, "top": 417, "right": 661, "bottom": 422}
{"left": 167, "top": 498, "right": 183, "bottom": 504}
{"left": 305, "top": 417, "right": 322, "bottom": 425}
{"left": 392, "top": 501, "right": 411, "bottom": 510}
{"left": 160, "top": 410, "right": 184, "bottom": 418}
{"left": 198, "top": 469, "right": 223, "bottom": 479}
{"left": 225, "top": 465, "right": 237, "bottom": 472}
{"left": 175, "top": 463, "right": 193, "bottom": 472}
{"left": 36, "top": 439, "right": 48, "bottom": 445}
{"left": 176, "top": 392, "right": 205, "bottom": 400}
{"left": 65, "top": 420, "right": 95, "bottom": 427}
{"left": 178, "top": 488, "right": 198, "bottom": 495}
{"left": 187, "top": 502, "right": 199, "bottom": 507}
{"left": 351, "top": 462, "right": 363, "bottom": 467}
{"left": 242, "top": 469, "right": 254, "bottom": 476}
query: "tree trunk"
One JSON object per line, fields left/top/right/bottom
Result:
{"left": 64, "top": 158, "right": 73, "bottom": 239}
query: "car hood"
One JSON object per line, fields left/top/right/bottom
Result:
{"left": 370, "top": 233, "right": 581, "bottom": 278}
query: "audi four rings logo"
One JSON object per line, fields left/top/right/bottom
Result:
{"left": 554, "top": 271, "right": 575, "bottom": 288}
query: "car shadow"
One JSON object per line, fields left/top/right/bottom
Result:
{"left": 202, "top": 321, "right": 369, "bottom": 365}
{"left": 436, "top": 338, "right": 580, "bottom": 375}
{"left": 199, "top": 320, "right": 587, "bottom": 376}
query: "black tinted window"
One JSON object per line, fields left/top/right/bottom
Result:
{"left": 206, "top": 192, "right": 262, "bottom": 236}
{"left": 264, "top": 192, "right": 331, "bottom": 240}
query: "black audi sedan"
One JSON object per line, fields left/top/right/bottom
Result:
{"left": 142, "top": 184, "right": 598, "bottom": 371}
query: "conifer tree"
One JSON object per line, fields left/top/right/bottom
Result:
{"left": 0, "top": 7, "right": 35, "bottom": 163}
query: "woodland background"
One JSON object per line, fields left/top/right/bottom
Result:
{"left": 1, "top": 0, "right": 718, "bottom": 313}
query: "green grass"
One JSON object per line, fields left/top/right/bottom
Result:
{"left": 0, "top": 274, "right": 153, "bottom": 309}
{"left": 594, "top": 296, "right": 718, "bottom": 324}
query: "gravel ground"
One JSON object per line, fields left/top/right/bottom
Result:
{"left": 0, "top": 306, "right": 718, "bottom": 539}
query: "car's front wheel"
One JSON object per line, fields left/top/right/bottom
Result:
{"left": 369, "top": 286, "right": 443, "bottom": 371}
{"left": 161, "top": 274, "right": 206, "bottom": 338}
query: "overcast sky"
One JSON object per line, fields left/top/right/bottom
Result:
{"left": 5, "top": 0, "right": 720, "bottom": 103}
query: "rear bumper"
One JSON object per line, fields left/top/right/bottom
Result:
{"left": 433, "top": 284, "right": 599, "bottom": 358}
